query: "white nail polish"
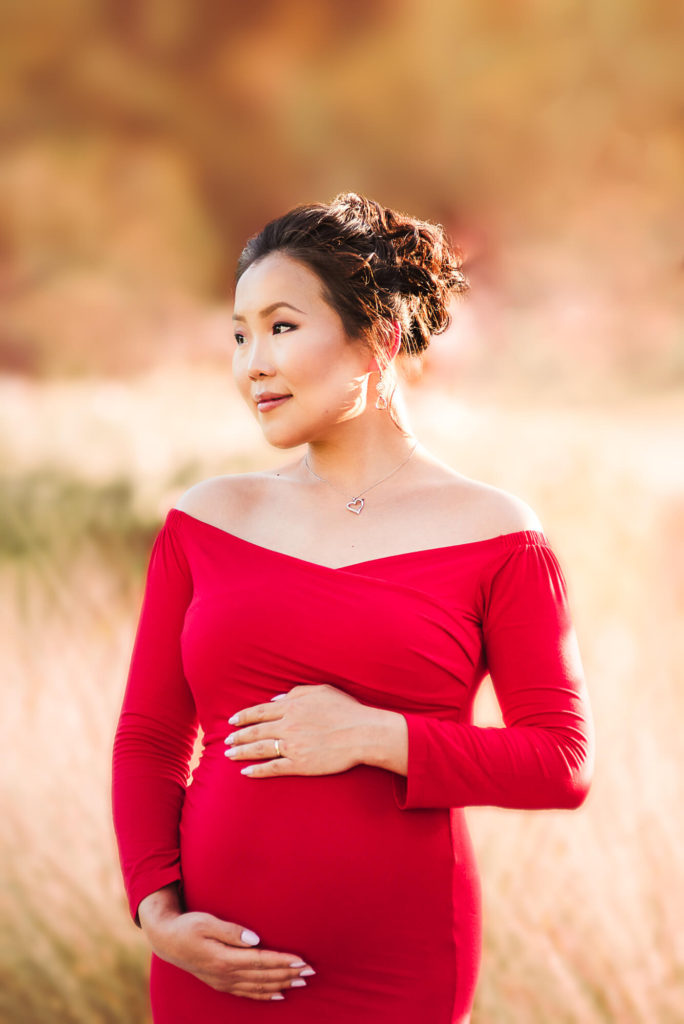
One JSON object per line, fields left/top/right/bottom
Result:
{"left": 299, "top": 967, "right": 315, "bottom": 976}
{"left": 241, "top": 928, "right": 260, "bottom": 944}
{"left": 291, "top": 979, "right": 306, "bottom": 987}
{"left": 289, "top": 960, "right": 306, "bottom": 968}
{"left": 241, "top": 765, "right": 255, "bottom": 775}
{"left": 271, "top": 993, "right": 285, "bottom": 1000}
{"left": 228, "top": 713, "right": 239, "bottom": 724}
{"left": 270, "top": 694, "right": 287, "bottom": 701}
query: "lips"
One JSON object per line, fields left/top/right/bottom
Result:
{"left": 254, "top": 393, "right": 292, "bottom": 412}
{"left": 254, "top": 392, "right": 291, "bottom": 403}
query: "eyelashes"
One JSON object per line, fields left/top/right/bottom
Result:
{"left": 234, "top": 321, "right": 297, "bottom": 346}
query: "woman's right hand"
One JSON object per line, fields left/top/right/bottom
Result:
{"left": 138, "top": 889, "right": 314, "bottom": 1001}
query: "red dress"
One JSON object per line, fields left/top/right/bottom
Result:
{"left": 111, "top": 508, "right": 593, "bottom": 1024}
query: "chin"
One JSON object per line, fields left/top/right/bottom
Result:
{"left": 257, "top": 410, "right": 338, "bottom": 449}
{"left": 264, "top": 437, "right": 303, "bottom": 450}
{"left": 258, "top": 425, "right": 311, "bottom": 450}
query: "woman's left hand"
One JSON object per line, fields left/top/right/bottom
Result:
{"left": 224, "top": 684, "right": 380, "bottom": 778}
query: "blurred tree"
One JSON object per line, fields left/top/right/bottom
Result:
{"left": 0, "top": 0, "right": 681, "bottom": 386}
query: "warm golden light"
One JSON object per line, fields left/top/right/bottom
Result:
{"left": 2, "top": 1, "right": 683, "bottom": 1021}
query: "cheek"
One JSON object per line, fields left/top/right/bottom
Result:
{"left": 232, "top": 349, "right": 246, "bottom": 384}
{"left": 232, "top": 353, "right": 254, "bottom": 403}
{"left": 295, "top": 340, "right": 365, "bottom": 392}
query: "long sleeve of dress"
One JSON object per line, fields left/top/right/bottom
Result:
{"left": 111, "top": 520, "right": 199, "bottom": 927}
{"left": 392, "top": 539, "right": 594, "bottom": 811}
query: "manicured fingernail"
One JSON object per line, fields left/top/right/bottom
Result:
{"left": 224, "top": 748, "right": 238, "bottom": 757}
{"left": 228, "top": 713, "right": 239, "bottom": 724}
{"left": 241, "top": 929, "right": 260, "bottom": 944}
{"left": 241, "top": 765, "right": 256, "bottom": 775}
{"left": 289, "top": 960, "right": 306, "bottom": 967}
{"left": 291, "top": 979, "right": 306, "bottom": 987}
{"left": 225, "top": 733, "right": 237, "bottom": 743}
{"left": 271, "top": 993, "right": 285, "bottom": 1000}
{"left": 299, "top": 967, "right": 315, "bottom": 976}
{"left": 270, "top": 694, "right": 287, "bottom": 701}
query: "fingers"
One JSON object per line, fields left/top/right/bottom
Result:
{"left": 224, "top": 683, "right": 337, "bottom": 774}
{"left": 231, "top": 960, "right": 307, "bottom": 980}
{"left": 228, "top": 701, "right": 286, "bottom": 728}
{"left": 231, "top": 977, "right": 308, "bottom": 1000}
{"left": 216, "top": 949, "right": 316, "bottom": 1001}
{"left": 231, "top": 966, "right": 310, "bottom": 986}
{"left": 239, "top": 757, "right": 294, "bottom": 778}
{"left": 211, "top": 927, "right": 315, "bottom": 978}
{"left": 224, "top": 726, "right": 299, "bottom": 774}
{"left": 202, "top": 972, "right": 309, "bottom": 1000}
{"left": 229, "top": 958, "right": 315, "bottom": 1001}
{"left": 224, "top": 731, "right": 286, "bottom": 757}
{"left": 231, "top": 969, "right": 308, "bottom": 987}
{"left": 225, "top": 738, "right": 298, "bottom": 776}
{"left": 227, "top": 683, "right": 320, "bottom": 729}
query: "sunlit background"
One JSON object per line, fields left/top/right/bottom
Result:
{"left": 1, "top": 3, "right": 683, "bottom": 1022}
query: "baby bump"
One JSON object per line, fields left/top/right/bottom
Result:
{"left": 179, "top": 749, "right": 459, "bottom": 969}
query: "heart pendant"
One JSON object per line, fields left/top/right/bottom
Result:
{"left": 346, "top": 497, "right": 365, "bottom": 514}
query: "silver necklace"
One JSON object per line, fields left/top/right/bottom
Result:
{"left": 303, "top": 442, "right": 419, "bottom": 514}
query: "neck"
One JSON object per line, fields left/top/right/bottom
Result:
{"left": 304, "top": 388, "right": 418, "bottom": 493}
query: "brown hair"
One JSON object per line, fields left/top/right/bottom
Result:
{"left": 236, "top": 192, "right": 469, "bottom": 416}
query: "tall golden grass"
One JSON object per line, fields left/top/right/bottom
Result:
{"left": 2, "top": 367, "right": 682, "bottom": 1023}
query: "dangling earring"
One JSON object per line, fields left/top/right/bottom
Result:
{"left": 375, "top": 374, "right": 388, "bottom": 409}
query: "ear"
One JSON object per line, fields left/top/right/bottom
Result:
{"left": 367, "top": 321, "right": 401, "bottom": 372}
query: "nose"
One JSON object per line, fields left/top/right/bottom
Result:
{"left": 245, "top": 335, "right": 276, "bottom": 380}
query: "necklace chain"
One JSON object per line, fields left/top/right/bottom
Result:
{"left": 303, "top": 442, "right": 419, "bottom": 514}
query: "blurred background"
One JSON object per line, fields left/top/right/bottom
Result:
{"left": 1, "top": 2, "right": 682, "bottom": 1022}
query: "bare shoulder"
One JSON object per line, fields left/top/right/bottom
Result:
{"left": 457, "top": 476, "right": 544, "bottom": 537}
{"left": 414, "top": 450, "right": 544, "bottom": 541}
{"left": 422, "top": 459, "right": 544, "bottom": 540}
{"left": 172, "top": 473, "right": 265, "bottom": 525}
{"left": 171, "top": 461, "right": 544, "bottom": 546}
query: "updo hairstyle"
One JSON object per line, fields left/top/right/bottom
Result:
{"left": 235, "top": 192, "right": 469, "bottom": 415}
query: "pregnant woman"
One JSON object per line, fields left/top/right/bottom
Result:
{"left": 111, "top": 192, "right": 594, "bottom": 1023}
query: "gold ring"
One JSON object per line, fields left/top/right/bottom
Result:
{"left": 274, "top": 738, "right": 282, "bottom": 757}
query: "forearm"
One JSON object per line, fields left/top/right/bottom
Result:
{"left": 355, "top": 704, "right": 593, "bottom": 810}
{"left": 392, "top": 712, "right": 594, "bottom": 811}
{"left": 356, "top": 708, "right": 408, "bottom": 775}
{"left": 138, "top": 882, "right": 184, "bottom": 935}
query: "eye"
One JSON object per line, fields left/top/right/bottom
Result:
{"left": 234, "top": 332, "right": 245, "bottom": 346}
{"left": 273, "top": 321, "right": 296, "bottom": 334}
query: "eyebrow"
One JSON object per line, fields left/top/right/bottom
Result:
{"left": 232, "top": 301, "right": 305, "bottom": 323}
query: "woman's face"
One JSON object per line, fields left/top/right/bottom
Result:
{"left": 232, "top": 251, "right": 375, "bottom": 448}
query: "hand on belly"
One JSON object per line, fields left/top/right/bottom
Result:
{"left": 223, "top": 683, "right": 381, "bottom": 778}
{"left": 146, "top": 908, "right": 315, "bottom": 1000}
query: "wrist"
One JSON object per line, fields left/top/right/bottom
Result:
{"left": 138, "top": 883, "right": 183, "bottom": 936}
{"left": 356, "top": 708, "right": 408, "bottom": 775}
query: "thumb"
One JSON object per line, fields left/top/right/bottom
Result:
{"left": 206, "top": 915, "right": 261, "bottom": 947}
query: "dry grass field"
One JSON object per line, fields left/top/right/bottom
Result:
{"left": 1, "top": 367, "right": 683, "bottom": 1023}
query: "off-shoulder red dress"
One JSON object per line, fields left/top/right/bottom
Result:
{"left": 111, "top": 508, "right": 593, "bottom": 1024}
